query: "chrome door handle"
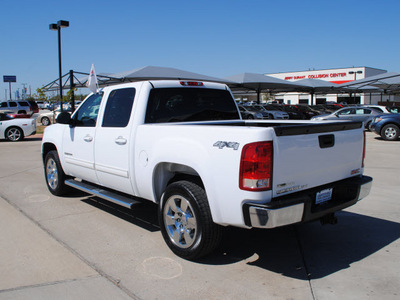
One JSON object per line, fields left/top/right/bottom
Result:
{"left": 84, "top": 135, "right": 93, "bottom": 142}
{"left": 115, "top": 136, "right": 127, "bottom": 145}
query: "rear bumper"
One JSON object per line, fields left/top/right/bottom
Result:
{"left": 243, "top": 175, "right": 373, "bottom": 228}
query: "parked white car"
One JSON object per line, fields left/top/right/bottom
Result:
{"left": 0, "top": 112, "right": 36, "bottom": 141}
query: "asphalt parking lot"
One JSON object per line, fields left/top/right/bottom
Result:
{"left": 0, "top": 132, "right": 399, "bottom": 300}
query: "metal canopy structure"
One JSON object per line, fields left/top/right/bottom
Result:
{"left": 42, "top": 66, "right": 234, "bottom": 92}
{"left": 292, "top": 78, "right": 340, "bottom": 105}
{"left": 224, "top": 72, "right": 304, "bottom": 102}
{"left": 110, "top": 66, "right": 235, "bottom": 84}
{"left": 339, "top": 72, "right": 400, "bottom": 93}
{"left": 42, "top": 70, "right": 121, "bottom": 92}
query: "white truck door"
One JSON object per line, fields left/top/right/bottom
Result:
{"left": 94, "top": 87, "right": 136, "bottom": 195}
{"left": 62, "top": 93, "right": 103, "bottom": 183}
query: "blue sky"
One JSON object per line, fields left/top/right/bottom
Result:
{"left": 1, "top": 0, "right": 399, "bottom": 99}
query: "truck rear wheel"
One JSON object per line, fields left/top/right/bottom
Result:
{"left": 44, "top": 150, "right": 69, "bottom": 196}
{"left": 159, "top": 180, "right": 222, "bottom": 260}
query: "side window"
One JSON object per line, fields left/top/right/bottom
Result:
{"left": 9, "top": 102, "right": 17, "bottom": 107}
{"left": 102, "top": 88, "right": 135, "bottom": 127}
{"left": 0, "top": 102, "right": 8, "bottom": 108}
{"left": 362, "top": 109, "right": 372, "bottom": 115}
{"left": 338, "top": 108, "right": 353, "bottom": 115}
{"left": 73, "top": 93, "right": 103, "bottom": 127}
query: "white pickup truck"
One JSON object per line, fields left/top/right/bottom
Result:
{"left": 42, "top": 80, "right": 372, "bottom": 260}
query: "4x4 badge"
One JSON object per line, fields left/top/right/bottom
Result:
{"left": 213, "top": 141, "right": 240, "bottom": 150}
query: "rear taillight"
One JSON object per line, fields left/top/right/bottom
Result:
{"left": 362, "top": 131, "right": 366, "bottom": 168}
{"left": 239, "top": 142, "right": 273, "bottom": 191}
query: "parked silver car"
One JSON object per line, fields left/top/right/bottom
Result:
{"left": 256, "top": 104, "right": 290, "bottom": 120}
{"left": 311, "top": 106, "right": 384, "bottom": 129}
{"left": 0, "top": 101, "right": 31, "bottom": 115}
{"left": 238, "top": 105, "right": 265, "bottom": 119}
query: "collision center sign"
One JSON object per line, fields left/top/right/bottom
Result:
{"left": 268, "top": 68, "right": 367, "bottom": 85}
{"left": 284, "top": 72, "right": 347, "bottom": 81}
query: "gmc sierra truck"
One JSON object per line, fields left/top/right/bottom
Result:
{"left": 41, "top": 80, "right": 372, "bottom": 260}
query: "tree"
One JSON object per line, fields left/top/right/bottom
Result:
{"left": 36, "top": 87, "right": 49, "bottom": 102}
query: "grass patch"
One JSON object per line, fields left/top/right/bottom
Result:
{"left": 36, "top": 126, "right": 45, "bottom": 135}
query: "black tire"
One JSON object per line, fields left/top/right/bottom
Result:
{"left": 41, "top": 116, "right": 50, "bottom": 126}
{"left": 365, "top": 121, "right": 371, "bottom": 131}
{"left": 5, "top": 127, "right": 24, "bottom": 142}
{"left": 159, "top": 180, "right": 222, "bottom": 260}
{"left": 44, "top": 150, "right": 69, "bottom": 196}
{"left": 18, "top": 110, "right": 27, "bottom": 114}
{"left": 381, "top": 124, "right": 399, "bottom": 141}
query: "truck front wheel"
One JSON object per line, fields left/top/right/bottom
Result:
{"left": 44, "top": 150, "right": 69, "bottom": 196}
{"left": 159, "top": 180, "right": 222, "bottom": 260}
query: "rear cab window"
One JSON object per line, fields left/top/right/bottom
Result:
{"left": 145, "top": 88, "right": 239, "bottom": 123}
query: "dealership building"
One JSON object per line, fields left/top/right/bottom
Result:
{"left": 262, "top": 67, "right": 399, "bottom": 105}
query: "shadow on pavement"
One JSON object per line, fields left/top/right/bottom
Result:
{"left": 82, "top": 196, "right": 160, "bottom": 232}
{"left": 79, "top": 196, "right": 400, "bottom": 280}
{"left": 205, "top": 211, "right": 400, "bottom": 280}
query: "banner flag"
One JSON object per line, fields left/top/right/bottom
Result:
{"left": 86, "top": 64, "right": 98, "bottom": 93}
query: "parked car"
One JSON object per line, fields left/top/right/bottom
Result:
{"left": 38, "top": 108, "right": 73, "bottom": 126}
{"left": 49, "top": 102, "right": 72, "bottom": 111}
{"left": 36, "top": 101, "right": 50, "bottom": 109}
{"left": 287, "top": 105, "right": 320, "bottom": 119}
{"left": 311, "top": 105, "right": 332, "bottom": 114}
{"left": 369, "top": 113, "right": 400, "bottom": 141}
{"left": 3, "top": 111, "right": 31, "bottom": 119}
{"left": 363, "top": 105, "right": 392, "bottom": 114}
{"left": 386, "top": 106, "right": 400, "bottom": 113}
{"left": 311, "top": 106, "right": 383, "bottom": 129}
{"left": 28, "top": 101, "right": 39, "bottom": 114}
{"left": 1, "top": 101, "right": 29, "bottom": 115}
{"left": 281, "top": 105, "right": 305, "bottom": 119}
{"left": 238, "top": 105, "right": 264, "bottom": 119}
{"left": 38, "top": 111, "right": 55, "bottom": 126}
{"left": 0, "top": 112, "right": 36, "bottom": 141}
{"left": 259, "top": 104, "right": 289, "bottom": 119}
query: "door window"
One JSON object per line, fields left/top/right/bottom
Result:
{"left": 102, "top": 88, "right": 135, "bottom": 127}
{"left": 356, "top": 108, "right": 371, "bottom": 115}
{"left": 73, "top": 93, "right": 103, "bottom": 127}
{"left": 337, "top": 108, "right": 354, "bottom": 115}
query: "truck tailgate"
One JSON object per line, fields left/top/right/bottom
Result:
{"left": 272, "top": 122, "right": 364, "bottom": 198}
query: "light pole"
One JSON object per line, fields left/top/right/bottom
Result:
{"left": 349, "top": 70, "right": 363, "bottom": 104}
{"left": 49, "top": 20, "right": 69, "bottom": 112}
{"left": 349, "top": 70, "right": 363, "bottom": 81}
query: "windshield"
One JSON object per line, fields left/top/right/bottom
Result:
{"left": 0, "top": 113, "right": 12, "bottom": 121}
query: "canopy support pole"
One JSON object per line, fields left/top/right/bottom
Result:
{"left": 69, "top": 70, "right": 75, "bottom": 112}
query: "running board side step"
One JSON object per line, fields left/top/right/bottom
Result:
{"left": 65, "top": 179, "right": 141, "bottom": 209}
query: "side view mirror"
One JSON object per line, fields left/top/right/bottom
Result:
{"left": 56, "top": 112, "right": 72, "bottom": 125}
